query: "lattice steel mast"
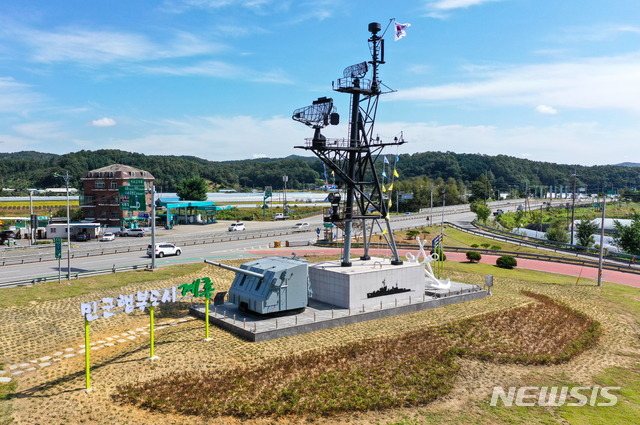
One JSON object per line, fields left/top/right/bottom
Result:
{"left": 293, "top": 22, "right": 405, "bottom": 267}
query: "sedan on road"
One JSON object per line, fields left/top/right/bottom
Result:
{"left": 147, "top": 243, "right": 182, "bottom": 258}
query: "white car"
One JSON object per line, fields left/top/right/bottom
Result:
{"left": 121, "top": 228, "right": 145, "bottom": 237}
{"left": 228, "top": 222, "right": 245, "bottom": 231}
{"left": 292, "top": 222, "right": 310, "bottom": 230}
{"left": 100, "top": 232, "right": 115, "bottom": 242}
{"left": 147, "top": 243, "right": 181, "bottom": 258}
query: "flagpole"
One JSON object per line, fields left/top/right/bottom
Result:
{"left": 380, "top": 18, "right": 395, "bottom": 38}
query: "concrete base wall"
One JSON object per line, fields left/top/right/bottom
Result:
{"left": 309, "top": 257, "right": 425, "bottom": 309}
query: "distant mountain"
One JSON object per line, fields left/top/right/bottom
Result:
{"left": 1, "top": 149, "right": 639, "bottom": 194}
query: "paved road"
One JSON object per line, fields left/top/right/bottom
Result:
{"left": 247, "top": 246, "right": 639, "bottom": 288}
{"left": 2, "top": 199, "right": 611, "bottom": 286}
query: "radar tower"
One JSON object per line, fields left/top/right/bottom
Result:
{"left": 293, "top": 22, "right": 405, "bottom": 267}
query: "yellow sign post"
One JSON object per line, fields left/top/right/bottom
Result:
{"left": 149, "top": 305, "right": 157, "bottom": 359}
{"left": 84, "top": 319, "right": 91, "bottom": 392}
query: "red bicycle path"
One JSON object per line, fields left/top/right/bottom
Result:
{"left": 247, "top": 247, "right": 640, "bottom": 288}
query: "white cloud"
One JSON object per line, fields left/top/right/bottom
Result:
{"left": 376, "top": 120, "right": 638, "bottom": 166}
{"left": 161, "top": 0, "right": 274, "bottom": 13}
{"left": 0, "top": 77, "right": 44, "bottom": 113}
{"left": 428, "top": 0, "right": 503, "bottom": 10}
{"left": 6, "top": 25, "right": 224, "bottom": 65}
{"left": 89, "top": 117, "right": 117, "bottom": 127}
{"left": 406, "top": 65, "right": 432, "bottom": 75}
{"left": 12, "top": 121, "right": 69, "bottom": 140}
{"left": 392, "top": 53, "right": 640, "bottom": 113}
{"left": 0, "top": 134, "right": 40, "bottom": 152}
{"left": 536, "top": 105, "right": 557, "bottom": 115}
{"left": 556, "top": 24, "right": 640, "bottom": 43}
{"left": 425, "top": 0, "right": 504, "bottom": 17}
{"left": 140, "top": 60, "right": 293, "bottom": 83}
{"left": 102, "top": 115, "right": 314, "bottom": 161}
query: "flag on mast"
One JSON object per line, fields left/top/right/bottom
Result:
{"left": 394, "top": 22, "right": 411, "bottom": 41}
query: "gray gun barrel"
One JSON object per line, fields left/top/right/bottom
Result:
{"left": 205, "top": 260, "right": 265, "bottom": 279}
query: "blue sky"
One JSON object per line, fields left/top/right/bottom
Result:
{"left": 1, "top": 0, "right": 639, "bottom": 165}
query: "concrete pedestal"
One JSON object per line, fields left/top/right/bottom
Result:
{"left": 309, "top": 257, "right": 424, "bottom": 309}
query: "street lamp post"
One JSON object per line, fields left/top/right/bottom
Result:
{"left": 282, "top": 175, "right": 288, "bottom": 217}
{"left": 55, "top": 171, "right": 72, "bottom": 280}
{"left": 29, "top": 190, "right": 34, "bottom": 245}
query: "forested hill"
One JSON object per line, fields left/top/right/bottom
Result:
{"left": 0, "top": 149, "right": 638, "bottom": 194}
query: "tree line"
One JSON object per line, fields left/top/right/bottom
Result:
{"left": 0, "top": 149, "right": 638, "bottom": 204}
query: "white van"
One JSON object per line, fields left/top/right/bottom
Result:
{"left": 228, "top": 222, "right": 245, "bottom": 232}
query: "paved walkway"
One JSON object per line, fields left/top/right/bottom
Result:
{"left": 248, "top": 247, "right": 640, "bottom": 288}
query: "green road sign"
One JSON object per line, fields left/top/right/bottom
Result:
{"left": 119, "top": 186, "right": 147, "bottom": 211}
{"left": 129, "top": 178, "right": 145, "bottom": 186}
{"left": 55, "top": 238, "right": 62, "bottom": 259}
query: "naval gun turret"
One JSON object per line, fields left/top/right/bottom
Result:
{"left": 205, "top": 256, "right": 311, "bottom": 315}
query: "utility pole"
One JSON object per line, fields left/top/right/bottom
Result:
{"left": 282, "top": 175, "right": 288, "bottom": 217}
{"left": 570, "top": 169, "right": 578, "bottom": 246}
{"left": 150, "top": 185, "right": 157, "bottom": 270}
{"left": 430, "top": 185, "right": 434, "bottom": 226}
{"left": 29, "top": 190, "right": 34, "bottom": 245}
{"left": 597, "top": 194, "right": 607, "bottom": 287}
{"left": 440, "top": 187, "right": 446, "bottom": 236}
{"left": 54, "top": 171, "right": 72, "bottom": 280}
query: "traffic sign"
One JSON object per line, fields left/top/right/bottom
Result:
{"left": 129, "top": 178, "right": 145, "bottom": 186}
{"left": 54, "top": 238, "right": 62, "bottom": 259}
{"left": 119, "top": 186, "right": 147, "bottom": 211}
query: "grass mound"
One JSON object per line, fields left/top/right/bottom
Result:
{"left": 113, "top": 291, "right": 601, "bottom": 419}
{"left": 442, "top": 291, "right": 601, "bottom": 364}
{"left": 114, "top": 330, "right": 459, "bottom": 418}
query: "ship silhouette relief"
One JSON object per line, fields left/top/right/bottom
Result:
{"left": 366, "top": 279, "right": 411, "bottom": 298}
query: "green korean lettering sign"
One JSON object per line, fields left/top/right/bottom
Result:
{"left": 119, "top": 186, "right": 147, "bottom": 211}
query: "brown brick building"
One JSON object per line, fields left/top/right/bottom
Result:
{"left": 80, "top": 164, "right": 154, "bottom": 228}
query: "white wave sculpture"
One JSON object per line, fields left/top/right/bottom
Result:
{"left": 405, "top": 236, "right": 451, "bottom": 289}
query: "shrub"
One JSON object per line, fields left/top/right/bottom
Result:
{"left": 490, "top": 245, "right": 502, "bottom": 250}
{"left": 466, "top": 251, "right": 481, "bottom": 263}
{"left": 496, "top": 255, "right": 517, "bottom": 269}
{"left": 481, "top": 243, "right": 491, "bottom": 248}
{"left": 470, "top": 244, "right": 479, "bottom": 248}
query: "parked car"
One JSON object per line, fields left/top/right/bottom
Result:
{"left": 228, "top": 222, "right": 245, "bottom": 231}
{"left": 75, "top": 232, "right": 91, "bottom": 241}
{"left": 292, "top": 222, "right": 310, "bottom": 230}
{"left": 0, "top": 230, "right": 16, "bottom": 245}
{"left": 100, "top": 232, "right": 115, "bottom": 242}
{"left": 147, "top": 243, "right": 181, "bottom": 258}
{"left": 120, "top": 228, "right": 145, "bottom": 237}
